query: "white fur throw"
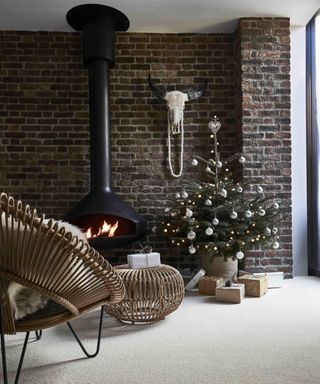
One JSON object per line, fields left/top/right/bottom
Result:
{"left": 5, "top": 219, "right": 87, "bottom": 320}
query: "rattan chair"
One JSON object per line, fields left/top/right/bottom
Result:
{"left": 0, "top": 193, "right": 125, "bottom": 383}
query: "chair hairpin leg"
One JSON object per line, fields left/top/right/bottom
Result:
{"left": 35, "top": 330, "right": 42, "bottom": 341}
{"left": 0, "top": 304, "right": 30, "bottom": 384}
{"left": 66, "top": 306, "right": 104, "bottom": 359}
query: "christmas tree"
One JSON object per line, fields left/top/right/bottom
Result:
{"left": 161, "top": 116, "right": 282, "bottom": 263}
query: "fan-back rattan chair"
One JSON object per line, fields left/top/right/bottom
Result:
{"left": 0, "top": 193, "right": 125, "bottom": 383}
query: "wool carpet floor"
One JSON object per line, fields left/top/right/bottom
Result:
{"left": 2, "top": 276, "right": 320, "bottom": 384}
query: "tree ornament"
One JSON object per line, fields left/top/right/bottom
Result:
{"left": 189, "top": 245, "right": 196, "bottom": 254}
{"left": 216, "top": 160, "right": 222, "bottom": 168}
{"left": 170, "top": 211, "right": 177, "bottom": 217}
{"left": 236, "top": 251, "right": 244, "bottom": 260}
{"left": 272, "top": 227, "right": 278, "bottom": 234}
{"left": 175, "top": 192, "right": 181, "bottom": 199}
{"left": 208, "top": 117, "right": 221, "bottom": 134}
{"left": 205, "top": 227, "right": 213, "bottom": 236}
{"left": 272, "top": 241, "right": 280, "bottom": 249}
{"left": 164, "top": 207, "right": 170, "bottom": 213}
{"left": 256, "top": 186, "right": 264, "bottom": 193}
{"left": 273, "top": 203, "right": 279, "bottom": 209}
{"left": 239, "top": 156, "right": 246, "bottom": 164}
{"left": 191, "top": 158, "right": 198, "bottom": 166}
{"left": 206, "top": 166, "right": 212, "bottom": 173}
{"left": 186, "top": 208, "right": 193, "bottom": 218}
{"left": 187, "top": 230, "right": 196, "bottom": 240}
{"left": 230, "top": 210, "right": 238, "bottom": 219}
{"left": 244, "top": 210, "right": 252, "bottom": 218}
{"left": 220, "top": 188, "right": 227, "bottom": 198}
{"left": 181, "top": 191, "right": 188, "bottom": 199}
{"left": 265, "top": 226, "right": 271, "bottom": 235}
{"left": 257, "top": 208, "right": 266, "bottom": 216}
{"left": 205, "top": 199, "right": 212, "bottom": 206}
{"left": 236, "top": 186, "right": 243, "bottom": 193}
{"left": 212, "top": 217, "right": 219, "bottom": 226}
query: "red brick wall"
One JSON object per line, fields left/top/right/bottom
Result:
{"left": 0, "top": 21, "right": 292, "bottom": 275}
{"left": 236, "top": 18, "right": 292, "bottom": 275}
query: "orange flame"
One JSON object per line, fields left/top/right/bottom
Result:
{"left": 86, "top": 220, "right": 119, "bottom": 239}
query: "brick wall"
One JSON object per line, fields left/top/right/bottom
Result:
{"left": 0, "top": 20, "right": 292, "bottom": 275}
{"left": 236, "top": 18, "right": 292, "bottom": 275}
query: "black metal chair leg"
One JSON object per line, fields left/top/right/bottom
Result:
{"left": 0, "top": 304, "right": 30, "bottom": 384}
{"left": 35, "top": 330, "right": 42, "bottom": 341}
{"left": 66, "top": 306, "right": 104, "bottom": 359}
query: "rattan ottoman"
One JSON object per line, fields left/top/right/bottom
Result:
{"left": 105, "top": 264, "right": 184, "bottom": 324}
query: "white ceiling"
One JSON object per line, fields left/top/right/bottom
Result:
{"left": 0, "top": 0, "right": 319, "bottom": 33}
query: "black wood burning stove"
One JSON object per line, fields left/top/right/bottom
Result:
{"left": 64, "top": 4, "right": 147, "bottom": 248}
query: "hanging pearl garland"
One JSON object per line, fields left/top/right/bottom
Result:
{"left": 230, "top": 210, "right": 238, "bottom": 219}
{"left": 205, "top": 227, "right": 213, "bottom": 236}
{"left": 236, "top": 251, "right": 244, "bottom": 260}
{"left": 192, "top": 158, "right": 198, "bottom": 166}
{"left": 212, "top": 217, "right": 219, "bottom": 226}
{"left": 205, "top": 199, "right": 212, "bottom": 206}
{"left": 186, "top": 208, "right": 193, "bottom": 218}
{"left": 187, "top": 230, "right": 196, "bottom": 240}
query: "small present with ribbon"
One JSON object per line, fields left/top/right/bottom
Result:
{"left": 127, "top": 244, "right": 161, "bottom": 269}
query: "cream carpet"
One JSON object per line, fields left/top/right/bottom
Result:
{"left": 3, "top": 276, "right": 320, "bottom": 384}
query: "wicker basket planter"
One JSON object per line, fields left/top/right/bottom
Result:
{"left": 105, "top": 264, "right": 184, "bottom": 324}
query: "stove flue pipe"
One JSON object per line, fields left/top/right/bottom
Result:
{"left": 66, "top": 4, "right": 129, "bottom": 192}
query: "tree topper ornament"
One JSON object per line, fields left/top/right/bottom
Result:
{"left": 149, "top": 74, "right": 207, "bottom": 178}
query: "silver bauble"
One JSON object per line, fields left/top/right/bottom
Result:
{"left": 265, "top": 226, "right": 271, "bottom": 235}
{"left": 236, "top": 186, "right": 243, "bottom": 193}
{"left": 257, "top": 186, "right": 264, "bottom": 193}
{"left": 212, "top": 217, "right": 219, "bottom": 226}
{"left": 175, "top": 192, "right": 181, "bottom": 199}
{"left": 181, "top": 191, "right": 188, "bottom": 199}
{"left": 273, "top": 203, "right": 279, "bottom": 209}
{"left": 272, "top": 227, "right": 278, "bottom": 234}
{"left": 272, "top": 241, "right": 280, "bottom": 249}
{"left": 189, "top": 246, "right": 196, "bottom": 255}
{"left": 187, "top": 230, "right": 196, "bottom": 240}
{"left": 186, "top": 208, "right": 193, "bottom": 218}
{"left": 216, "top": 160, "right": 223, "bottom": 168}
{"left": 205, "top": 199, "right": 212, "bottom": 206}
{"left": 220, "top": 188, "right": 227, "bottom": 197}
{"left": 239, "top": 156, "right": 246, "bottom": 164}
{"left": 236, "top": 251, "right": 244, "bottom": 260}
{"left": 205, "top": 227, "right": 213, "bottom": 236}
{"left": 245, "top": 210, "right": 252, "bottom": 218}
{"left": 230, "top": 210, "right": 238, "bottom": 219}
{"left": 258, "top": 208, "right": 266, "bottom": 216}
{"left": 192, "top": 158, "right": 198, "bottom": 166}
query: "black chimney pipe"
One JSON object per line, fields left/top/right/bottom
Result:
{"left": 64, "top": 5, "right": 147, "bottom": 248}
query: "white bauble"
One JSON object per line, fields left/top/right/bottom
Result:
{"left": 273, "top": 203, "right": 279, "bottom": 209}
{"left": 205, "top": 227, "right": 213, "bottom": 236}
{"left": 216, "top": 160, "right": 223, "bottom": 168}
{"left": 189, "top": 245, "right": 196, "bottom": 255}
{"left": 257, "top": 186, "right": 264, "bottom": 193}
{"left": 245, "top": 210, "right": 252, "bottom": 218}
{"left": 212, "top": 217, "right": 219, "bottom": 226}
{"left": 230, "top": 210, "right": 238, "bottom": 219}
{"left": 181, "top": 191, "right": 188, "bottom": 199}
{"left": 170, "top": 212, "right": 177, "bottom": 217}
{"left": 265, "top": 226, "right": 271, "bottom": 235}
{"left": 164, "top": 207, "right": 170, "bottom": 213}
{"left": 272, "top": 227, "right": 278, "bottom": 234}
{"left": 220, "top": 188, "right": 227, "bottom": 198}
{"left": 175, "top": 192, "right": 181, "bottom": 199}
{"left": 205, "top": 199, "right": 212, "bottom": 206}
{"left": 191, "top": 158, "right": 198, "bottom": 166}
{"left": 187, "top": 230, "right": 196, "bottom": 240}
{"left": 239, "top": 156, "right": 246, "bottom": 164}
{"left": 236, "top": 186, "right": 243, "bottom": 193}
{"left": 206, "top": 166, "right": 212, "bottom": 173}
{"left": 258, "top": 208, "right": 266, "bottom": 216}
{"left": 236, "top": 251, "right": 244, "bottom": 260}
{"left": 272, "top": 241, "right": 280, "bottom": 249}
{"left": 186, "top": 208, "right": 193, "bottom": 218}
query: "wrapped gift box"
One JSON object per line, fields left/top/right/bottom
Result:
{"left": 216, "top": 284, "right": 245, "bottom": 304}
{"left": 185, "top": 268, "right": 206, "bottom": 291}
{"left": 198, "top": 276, "right": 223, "bottom": 296}
{"left": 253, "top": 272, "right": 283, "bottom": 288}
{"left": 238, "top": 274, "right": 268, "bottom": 297}
{"left": 127, "top": 252, "right": 161, "bottom": 269}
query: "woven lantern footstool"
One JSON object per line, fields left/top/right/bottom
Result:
{"left": 105, "top": 264, "right": 184, "bottom": 324}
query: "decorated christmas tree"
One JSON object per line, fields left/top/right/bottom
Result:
{"left": 161, "top": 116, "right": 282, "bottom": 264}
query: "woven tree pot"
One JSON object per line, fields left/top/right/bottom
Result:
{"left": 200, "top": 254, "right": 238, "bottom": 280}
{"left": 105, "top": 264, "right": 184, "bottom": 324}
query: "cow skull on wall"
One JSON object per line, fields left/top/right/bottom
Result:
{"left": 148, "top": 75, "right": 207, "bottom": 178}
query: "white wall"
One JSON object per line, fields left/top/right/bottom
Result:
{"left": 291, "top": 26, "right": 308, "bottom": 276}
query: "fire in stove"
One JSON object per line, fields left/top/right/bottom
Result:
{"left": 86, "top": 220, "right": 119, "bottom": 239}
